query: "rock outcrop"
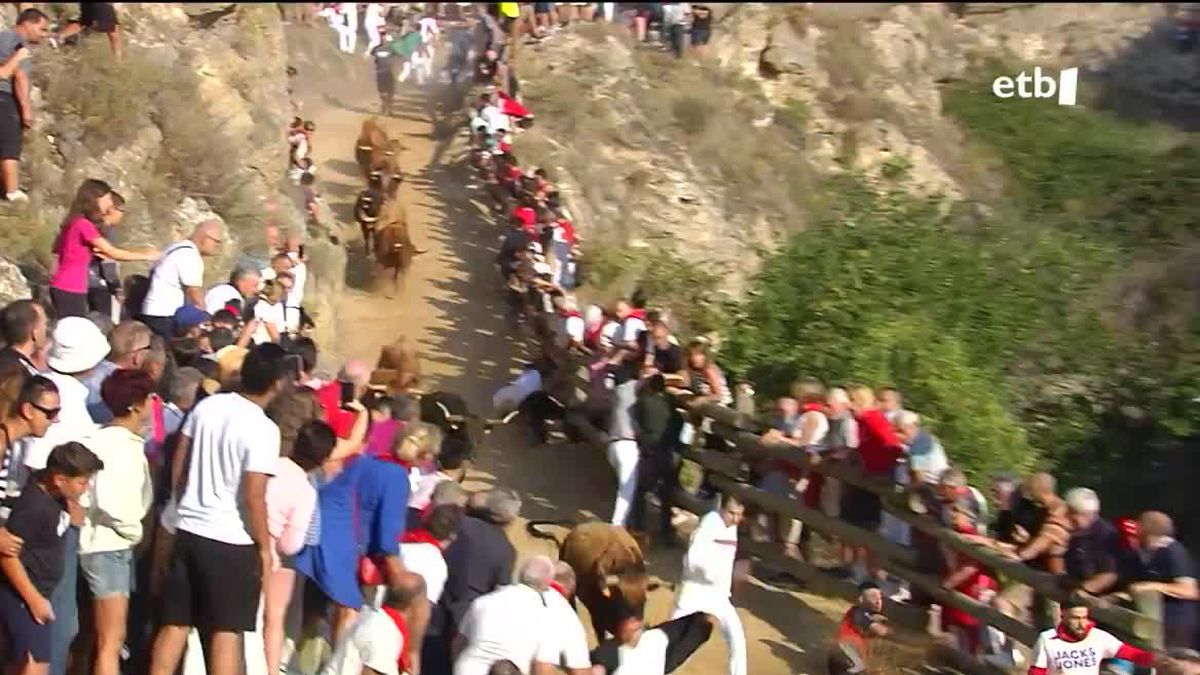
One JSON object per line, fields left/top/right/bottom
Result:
{"left": 519, "top": 3, "right": 1190, "bottom": 299}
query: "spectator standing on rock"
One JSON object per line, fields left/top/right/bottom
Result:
{"left": 55, "top": 3, "right": 123, "bottom": 61}
{"left": 140, "top": 220, "right": 224, "bottom": 339}
{"left": 0, "top": 8, "right": 48, "bottom": 202}
{"left": 49, "top": 180, "right": 157, "bottom": 318}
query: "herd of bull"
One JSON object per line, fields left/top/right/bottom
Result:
{"left": 353, "top": 107, "right": 657, "bottom": 641}
{"left": 353, "top": 117, "right": 424, "bottom": 294}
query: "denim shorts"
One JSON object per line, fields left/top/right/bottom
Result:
{"left": 79, "top": 549, "right": 135, "bottom": 599}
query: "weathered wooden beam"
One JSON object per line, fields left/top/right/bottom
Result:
{"left": 702, "top": 472, "right": 919, "bottom": 569}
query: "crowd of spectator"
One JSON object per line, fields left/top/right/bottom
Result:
{"left": 468, "top": 5, "right": 1200, "bottom": 675}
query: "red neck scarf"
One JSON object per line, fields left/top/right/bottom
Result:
{"left": 381, "top": 605, "right": 412, "bottom": 673}
{"left": 549, "top": 580, "right": 570, "bottom": 600}
{"left": 377, "top": 454, "right": 413, "bottom": 469}
{"left": 1054, "top": 620, "right": 1095, "bottom": 643}
{"left": 400, "top": 528, "right": 445, "bottom": 552}
{"left": 629, "top": 308, "right": 647, "bottom": 320}
{"left": 801, "top": 402, "right": 825, "bottom": 415}
{"left": 560, "top": 308, "right": 582, "bottom": 319}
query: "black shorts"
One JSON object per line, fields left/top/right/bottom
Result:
{"left": 50, "top": 288, "right": 89, "bottom": 318}
{"left": 842, "top": 486, "right": 883, "bottom": 531}
{"left": 691, "top": 26, "right": 711, "bottom": 45}
{"left": 159, "top": 530, "right": 261, "bottom": 633}
{"left": 79, "top": 2, "right": 119, "bottom": 32}
{"left": 534, "top": 2, "right": 552, "bottom": 14}
{"left": 0, "top": 583, "right": 51, "bottom": 664}
{"left": 0, "top": 94, "right": 21, "bottom": 161}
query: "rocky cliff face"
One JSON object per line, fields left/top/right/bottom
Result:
{"left": 0, "top": 2, "right": 346, "bottom": 338}
{"left": 517, "top": 3, "right": 1190, "bottom": 304}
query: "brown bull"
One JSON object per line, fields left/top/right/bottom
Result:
{"left": 355, "top": 117, "right": 391, "bottom": 178}
{"left": 367, "top": 139, "right": 404, "bottom": 197}
{"left": 372, "top": 200, "right": 424, "bottom": 297}
{"left": 371, "top": 335, "right": 422, "bottom": 394}
{"left": 528, "top": 520, "right": 654, "bottom": 641}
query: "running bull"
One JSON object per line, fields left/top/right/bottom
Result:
{"left": 527, "top": 520, "right": 657, "bottom": 641}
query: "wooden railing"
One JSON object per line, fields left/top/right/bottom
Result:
{"left": 557, "top": 361, "right": 1164, "bottom": 650}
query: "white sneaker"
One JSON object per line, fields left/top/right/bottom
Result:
{"left": 5, "top": 190, "right": 28, "bottom": 202}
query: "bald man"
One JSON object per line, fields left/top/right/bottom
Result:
{"left": 140, "top": 219, "right": 224, "bottom": 337}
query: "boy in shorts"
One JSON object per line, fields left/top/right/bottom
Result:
{"left": 0, "top": 442, "right": 104, "bottom": 675}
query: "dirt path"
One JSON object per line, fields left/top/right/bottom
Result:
{"left": 293, "top": 59, "right": 925, "bottom": 675}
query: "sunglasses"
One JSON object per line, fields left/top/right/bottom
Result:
{"left": 30, "top": 402, "right": 60, "bottom": 421}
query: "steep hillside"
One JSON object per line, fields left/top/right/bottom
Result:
{"left": 517, "top": 3, "right": 1200, "bottom": 525}
{"left": 0, "top": 3, "right": 349, "bottom": 346}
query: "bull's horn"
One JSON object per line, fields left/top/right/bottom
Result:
{"left": 603, "top": 575, "right": 620, "bottom": 586}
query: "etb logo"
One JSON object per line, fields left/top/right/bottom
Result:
{"left": 991, "top": 67, "right": 1079, "bottom": 106}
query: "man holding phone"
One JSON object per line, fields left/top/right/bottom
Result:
{"left": 0, "top": 8, "right": 49, "bottom": 202}
{"left": 316, "top": 359, "right": 373, "bottom": 439}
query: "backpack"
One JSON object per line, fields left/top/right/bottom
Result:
{"left": 125, "top": 241, "right": 195, "bottom": 319}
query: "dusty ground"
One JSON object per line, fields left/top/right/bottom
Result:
{"left": 293, "top": 50, "right": 937, "bottom": 675}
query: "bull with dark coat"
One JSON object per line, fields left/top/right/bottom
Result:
{"left": 419, "top": 390, "right": 476, "bottom": 458}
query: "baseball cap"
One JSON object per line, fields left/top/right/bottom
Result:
{"left": 172, "top": 305, "right": 212, "bottom": 335}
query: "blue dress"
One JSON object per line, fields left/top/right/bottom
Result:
{"left": 294, "top": 455, "right": 410, "bottom": 609}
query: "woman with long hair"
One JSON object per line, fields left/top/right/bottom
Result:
{"left": 48, "top": 179, "right": 157, "bottom": 317}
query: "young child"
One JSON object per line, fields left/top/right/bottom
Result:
{"left": 0, "top": 442, "right": 104, "bottom": 675}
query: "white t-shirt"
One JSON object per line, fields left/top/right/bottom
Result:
{"left": 175, "top": 393, "right": 281, "bottom": 545}
{"left": 480, "top": 105, "right": 509, "bottom": 135}
{"left": 560, "top": 315, "right": 585, "bottom": 348}
{"left": 322, "top": 607, "right": 405, "bottom": 675}
{"left": 143, "top": 241, "right": 205, "bottom": 318}
{"left": 204, "top": 283, "right": 242, "bottom": 314}
{"left": 1031, "top": 626, "right": 1126, "bottom": 675}
{"left": 540, "top": 590, "right": 591, "bottom": 671}
{"left": 676, "top": 510, "right": 738, "bottom": 609}
{"left": 252, "top": 300, "right": 287, "bottom": 344}
{"left": 399, "top": 541, "right": 447, "bottom": 604}
{"left": 286, "top": 255, "right": 307, "bottom": 309}
{"left": 453, "top": 584, "right": 558, "bottom": 675}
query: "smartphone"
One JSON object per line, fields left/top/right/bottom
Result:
{"left": 284, "top": 354, "right": 303, "bottom": 379}
{"left": 339, "top": 380, "right": 355, "bottom": 409}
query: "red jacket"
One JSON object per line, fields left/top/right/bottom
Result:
{"left": 854, "top": 408, "right": 903, "bottom": 476}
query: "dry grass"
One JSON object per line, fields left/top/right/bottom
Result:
{"left": 39, "top": 40, "right": 172, "bottom": 155}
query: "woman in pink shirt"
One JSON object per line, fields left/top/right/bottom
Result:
{"left": 263, "top": 420, "right": 335, "bottom": 675}
{"left": 48, "top": 179, "right": 158, "bottom": 317}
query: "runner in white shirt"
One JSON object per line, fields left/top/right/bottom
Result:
{"left": 671, "top": 496, "right": 749, "bottom": 675}
{"left": 322, "top": 586, "right": 419, "bottom": 675}
{"left": 453, "top": 556, "right": 560, "bottom": 675}
{"left": 398, "top": 504, "right": 462, "bottom": 606}
{"left": 1028, "top": 602, "right": 1161, "bottom": 675}
{"left": 590, "top": 610, "right": 713, "bottom": 675}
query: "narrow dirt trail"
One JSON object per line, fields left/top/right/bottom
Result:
{"left": 292, "top": 56, "right": 919, "bottom": 675}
